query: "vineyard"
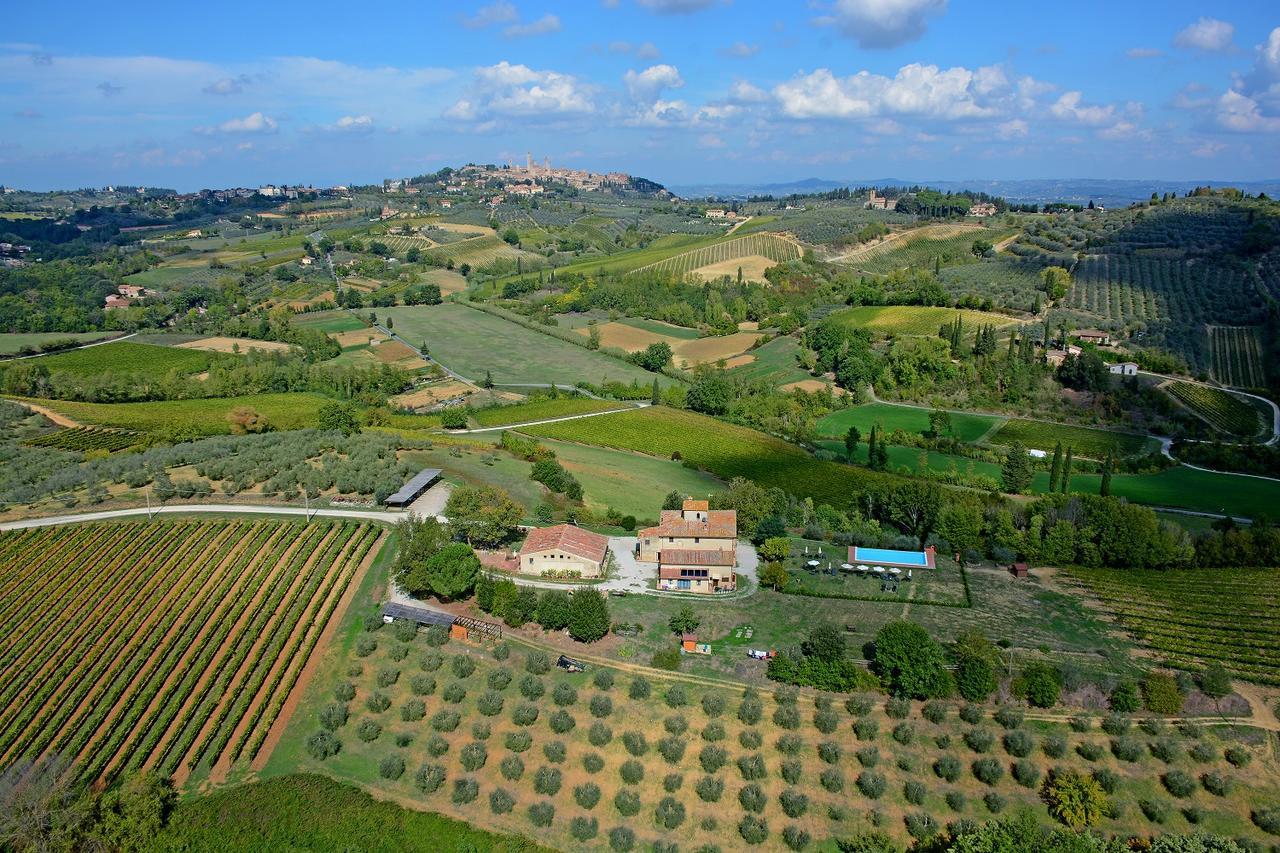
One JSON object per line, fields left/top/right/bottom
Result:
{"left": 20, "top": 341, "right": 226, "bottom": 380}
{"left": 0, "top": 519, "right": 383, "bottom": 785}
{"left": 1068, "top": 567, "right": 1280, "bottom": 685}
{"left": 23, "top": 426, "right": 141, "bottom": 453}
{"left": 841, "top": 225, "right": 1014, "bottom": 275}
{"left": 1164, "top": 382, "right": 1262, "bottom": 438}
{"left": 628, "top": 233, "right": 800, "bottom": 278}
{"left": 1206, "top": 325, "right": 1267, "bottom": 389}
{"left": 989, "top": 419, "right": 1155, "bottom": 459}
{"left": 377, "top": 234, "right": 527, "bottom": 268}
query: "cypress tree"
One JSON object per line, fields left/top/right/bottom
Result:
{"left": 651, "top": 378, "right": 661, "bottom": 405}
{"left": 867, "top": 425, "right": 877, "bottom": 470}
{"left": 1100, "top": 452, "right": 1113, "bottom": 497}
{"left": 1060, "top": 448, "right": 1073, "bottom": 494}
{"left": 1049, "top": 442, "right": 1063, "bottom": 493}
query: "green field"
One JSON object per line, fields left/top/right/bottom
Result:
{"left": 630, "top": 233, "right": 800, "bottom": 277}
{"left": 16, "top": 392, "right": 333, "bottom": 436}
{"left": 21, "top": 341, "right": 225, "bottom": 379}
{"left": 990, "top": 419, "right": 1157, "bottom": 459}
{"left": 293, "top": 310, "right": 368, "bottom": 334}
{"left": 725, "top": 335, "right": 811, "bottom": 385}
{"left": 817, "top": 402, "right": 1000, "bottom": 443}
{"left": 0, "top": 332, "right": 117, "bottom": 356}
{"left": 852, "top": 226, "right": 1019, "bottom": 275}
{"left": 617, "top": 317, "right": 700, "bottom": 340}
{"left": 379, "top": 304, "right": 676, "bottom": 388}
{"left": 471, "top": 398, "right": 627, "bottom": 428}
{"left": 827, "top": 305, "right": 1019, "bottom": 337}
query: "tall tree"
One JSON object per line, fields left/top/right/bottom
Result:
{"left": 1000, "top": 441, "right": 1034, "bottom": 494}
{"left": 1048, "top": 442, "right": 1064, "bottom": 493}
{"left": 844, "top": 425, "right": 861, "bottom": 460}
{"left": 445, "top": 485, "right": 523, "bottom": 547}
{"left": 567, "top": 587, "right": 610, "bottom": 643}
{"left": 1100, "top": 451, "right": 1113, "bottom": 497}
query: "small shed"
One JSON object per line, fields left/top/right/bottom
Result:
{"left": 681, "top": 632, "right": 698, "bottom": 652}
{"left": 384, "top": 468, "right": 443, "bottom": 508}
{"left": 1009, "top": 562, "right": 1029, "bottom": 578}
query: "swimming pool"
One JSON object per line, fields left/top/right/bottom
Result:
{"left": 852, "top": 547, "right": 931, "bottom": 568}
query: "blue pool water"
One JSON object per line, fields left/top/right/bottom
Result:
{"left": 853, "top": 547, "right": 929, "bottom": 566}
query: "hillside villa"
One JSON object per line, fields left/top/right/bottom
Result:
{"left": 1107, "top": 361, "right": 1139, "bottom": 376}
{"left": 1074, "top": 329, "right": 1113, "bottom": 346}
{"left": 518, "top": 524, "right": 610, "bottom": 578}
{"left": 639, "top": 500, "right": 738, "bottom": 593}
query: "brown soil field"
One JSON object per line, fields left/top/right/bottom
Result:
{"left": 176, "top": 336, "right": 296, "bottom": 354}
{"left": 672, "top": 331, "right": 764, "bottom": 367}
{"left": 371, "top": 340, "right": 418, "bottom": 363}
{"left": 341, "top": 276, "right": 382, "bottom": 292}
{"left": 573, "top": 322, "right": 682, "bottom": 353}
{"left": 424, "top": 269, "right": 469, "bottom": 294}
{"left": 689, "top": 253, "right": 780, "bottom": 283}
{"left": 334, "top": 329, "right": 388, "bottom": 348}
{"left": 781, "top": 379, "right": 841, "bottom": 394}
{"left": 722, "top": 354, "right": 756, "bottom": 369}
{"left": 390, "top": 380, "right": 476, "bottom": 409}
{"left": 738, "top": 321, "right": 760, "bottom": 331}
{"left": 432, "top": 222, "right": 492, "bottom": 235}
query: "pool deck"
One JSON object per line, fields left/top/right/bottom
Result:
{"left": 849, "top": 545, "right": 936, "bottom": 570}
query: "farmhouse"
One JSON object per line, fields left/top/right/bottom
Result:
{"left": 518, "top": 524, "right": 610, "bottom": 578}
{"left": 968, "top": 202, "right": 998, "bottom": 217}
{"left": 639, "top": 499, "right": 738, "bottom": 593}
{"left": 705, "top": 209, "right": 728, "bottom": 219}
{"left": 865, "top": 189, "right": 898, "bottom": 211}
{"left": 117, "top": 283, "right": 150, "bottom": 299}
{"left": 1075, "top": 329, "right": 1113, "bottom": 346}
{"left": 1107, "top": 361, "right": 1139, "bottom": 376}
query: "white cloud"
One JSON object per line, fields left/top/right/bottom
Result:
{"left": 773, "top": 64, "right": 1015, "bottom": 121}
{"left": 623, "top": 64, "right": 684, "bottom": 102}
{"left": 813, "top": 0, "right": 948, "bottom": 49}
{"left": 636, "top": 0, "right": 716, "bottom": 13}
{"left": 1238, "top": 26, "right": 1280, "bottom": 106}
{"left": 721, "top": 41, "right": 759, "bottom": 58}
{"left": 1191, "top": 141, "right": 1225, "bottom": 158}
{"left": 203, "top": 74, "right": 253, "bottom": 95}
{"left": 1173, "top": 17, "right": 1235, "bottom": 53}
{"left": 1049, "top": 91, "right": 1117, "bottom": 126}
{"left": 446, "top": 61, "right": 594, "bottom": 121}
{"left": 727, "top": 80, "right": 769, "bottom": 103}
{"left": 1126, "top": 47, "right": 1162, "bottom": 59}
{"left": 462, "top": 1, "right": 519, "bottom": 28}
{"left": 1215, "top": 89, "right": 1280, "bottom": 132}
{"left": 698, "top": 132, "right": 726, "bottom": 148}
{"left": 627, "top": 98, "right": 689, "bottom": 126}
{"left": 329, "top": 114, "right": 374, "bottom": 133}
{"left": 997, "top": 119, "right": 1028, "bottom": 139}
{"left": 213, "top": 111, "right": 279, "bottom": 134}
{"left": 504, "top": 14, "right": 562, "bottom": 37}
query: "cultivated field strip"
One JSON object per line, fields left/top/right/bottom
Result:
{"left": 1164, "top": 381, "right": 1261, "bottom": 437}
{"left": 1206, "top": 325, "right": 1267, "bottom": 389}
{"left": 629, "top": 233, "right": 800, "bottom": 277}
{"left": 0, "top": 519, "right": 379, "bottom": 784}
{"left": 23, "top": 426, "right": 141, "bottom": 453}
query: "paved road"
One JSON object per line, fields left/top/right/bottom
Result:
{"left": 0, "top": 503, "right": 408, "bottom": 531}
{"left": 457, "top": 403, "right": 649, "bottom": 434}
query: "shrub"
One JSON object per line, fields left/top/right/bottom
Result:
{"left": 813, "top": 709, "right": 839, "bottom": 734}
{"left": 409, "top": 675, "right": 436, "bottom": 697}
{"left": 738, "top": 815, "right": 768, "bottom": 845}
{"left": 702, "top": 693, "right": 726, "bottom": 717}
{"left": 782, "top": 825, "right": 811, "bottom": 851}
{"left": 892, "top": 723, "right": 915, "bottom": 745}
{"left": 1003, "top": 730, "right": 1034, "bottom": 757}
{"left": 629, "top": 676, "right": 651, "bottom": 700}
{"left": 1142, "top": 672, "right": 1184, "bottom": 715}
{"left": 1111, "top": 736, "right": 1143, "bottom": 763}
{"left": 935, "top": 734, "right": 951, "bottom": 749}
{"left": 934, "top": 755, "right": 961, "bottom": 782}
{"left": 619, "top": 759, "right": 644, "bottom": 785}
{"left": 897, "top": 755, "right": 917, "bottom": 773}
{"left": 414, "top": 763, "right": 445, "bottom": 793}
{"left": 780, "top": 759, "right": 802, "bottom": 785}
{"left": 543, "top": 741, "right": 566, "bottom": 763}
{"left": 397, "top": 699, "right": 424, "bottom": 723}
{"left": 389, "top": 645, "right": 410, "bottom": 663}
{"left": 1069, "top": 715, "right": 1092, "bottom": 733}
{"left": 776, "top": 733, "right": 803, "bottom": 755}
{"left": 665, "top": 684, "right": 689, "bottom": 708}
{"left": 1101, "top": 714, "right": 1131, "bottom": 736}
{"left": 334, "top": 682, "right": 356, "bottom": 702}
{"left": 354, "top": 636, "right": 377, "bottom": 657}
{"left": 499, "top": 755, "right": 524, "bottom": 780}
{"left": 1042, "top": 734, "right": 1066, "bottom": 758}
{"left": 696, "top": 775, "right": 724, "bottom": 802}
{"left": 526, "top": 649, "right": 550, "bottom": 674}
{"left": 737, "top": 754, "right": 766, "bottom": 780}
{"left": 318, "top": 703, "right": 349, "bottom": 731}
{"left": 570, "top": 816, "right": 598, "bottom": 842}
{"left": 425, "top": 735, "right": 449, "bottom": 757}
{"left": 1110, "top": 680, "right": 1140, "bottom": 712}
{"left": 1162, "top": 770, "right": 1197, "bottom": 798}
{"left": 574, "top": 781, "right": 602, "bottom": 810}
{"left": 857, "top": 746, "right": 881, "bottom": 768}
{"left": 1076, "top": 741, "right": 1103, "bottom": 761}
{"left": 419, "top": 651, "right": 443, "bottom": 672}
{"left": 533, "top": 766, "right": 562, "bottom": 796}
{"left": 818, "top": 742, "right": 842, "bottom": 765}
{"left": 972, "top": 758, "right": 1003, "bottom": 785}
{"left": 922, "top": 701, "right": 949, "bottom": 724}
{"left": 593, "top": 669, "right": 614, "bottom": 690}
{"left": 984, "top": 792, "right": 1006, "bottom": 814}
{"left": 424, "top": 625, "right": 449, "bottom": 647}
{"left": 1140, "top": 798, "right": 1168, "bottom": 824}
{"left": 356, "top": 720, "right": 381, "bottom": 742}
{"left": 885, "top": 697, "right": 911, "bottom": 719}
{"left": 553, "top": 681, "right": 577, "bottom": 707}
{"left": 946, "top": 791, "right": 966, "bottom": 812}
{"left": 305, "top": 731, "right": 340, "bottom": 760}
{"left": 853, "top": 718, "right": 879, "bottom": 741}
{"left": 959, "top": 704, "right": 984, "bottom": 724}
{"left": 590, "top": 695, "right": 613, "bottom": 718}
{"left": 1017, "top": 662, "right": 1062, "bottom": 708}
{"left": 504, "top": 730, "right": 531, "bottom": 752}
{"left": 904, "top": 812, "right": 938, "bottom": 841}
{"left": 1092, "top": 768, "right": 1119, "bottom": 794}
{"left": 857, "top": 771, "right": 886, "bottom": 799}
{"left": 652, "top": 647, "right": 681, "bottom": 671}
{"left": 846, "top": 695, "right": 873, "bottom": 716}
{"left": 655, "top": 796, "right": 686, "bottom": 830}
{"left": 451, "top": 777, "right": 479, "bottom": 805}
{"left": 441, "top": 683, "right": 465, "bottom": 704}
{"left": 588, "top": 720, "right": 613, "bottom": 747}
{"left": 528, "top": 801, "right": 554, "bottom": 827}
{"left": 492, "top": 641, "right": 510, "bottom": 661}
{"left": 1225, "top": 745, "right": 1253, "bottom": 768}
{"left": 1139, "top": 718, "right": 1166, "bottom": 737}
{"left": 738, "top": 692, "right": 763, "bottom": 725}
{"left": 1179, "top": 720, "right": 1204, "bottom": 739}
{"left": 658, "top": 736, "right": 686, "bottom": 764}
{"left": 1013, "top": 760, "right": 1040, "bottom": 788}
{"left": 1044, "top": 769, "right": 1108, "bottom": 829}
{"left": 702, "top": 721, "right": 726, "bottom": 742}
{"left": 519, "top": 675, "right": 545, "bottom": 700}
{"left": 663, "top": 773, "right": 683, "bottom": 793}
{"left": 904, "top": 781, "right": 926, "bottom": 805}
{"left": 1183, "top": 805, "right": 1205, "bottom": 825}
{"left": 450, "top": 655, "right": 476, "bottom": 679}
{"left": 993, "top": 706, "right": 1024, "bottom": 729}
{"left": 664, "top": 715, "right": 688, "bottom": 736}
{"left": 820, "top": 768, "right": 843, "bottom": 793}
{"left": 1149, "top": 739, "right": 1179, "bottom": 763}
{"left": 614, "top": 789, "right": 641, "bottom": 817}
{"left": 609, "top": 825, "right": 636, "bottom": 852}
{"left": 964, "top": 729, "right": 994, "bottom": 753}
{"left": 699, "top": 745, "right": 727, "bottom": 773}
{"left": 489, "top": 788, "right": 514, "bottom": 815}
{"left": 1251, "top": 806, "right": 1280, "bottom": 835}
{"left": 549, "top": 709, "right": 576, "bottom": 734}
{"left": 583, "top": 752, "right": 604, "bottom": 774}
{"left": 1189, "top": 741, "right": 1217, "bottom": 763}
{"left": 780, "top": 788, "right": 809, "bottom": 818}
{"left": 512, "top": 704, "right": 539, "bottom": 727}
{"left": 739, "top": 729, "right": 762, "bottom": 749}
{"left": 622, "top": 731, "right": 648, "bottom": 756}
{"left": 393, "top": 731, "right": 413, "bottom": 746}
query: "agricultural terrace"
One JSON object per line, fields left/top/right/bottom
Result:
{"left": 292, "top": 310, "right": 368, "bottom": 335}
{"left": 628, "top": 233, "right": 800, "bottom": 278}
{"left": 1206, "top": 326, "right": 1267, "bottom": 389}
{"left": 989, "top": 419, "right": 1157, "bottom": 460}
{"left": 274, "top": 616, "right": 1277, "bottom": 851}
{"left": 23, "top": 426, "right": 141, "bottom": 453}
{"left": 827, "top": 305, "right": 1018, "bottom": 337}
{"left": 817, "top": 402, "right": 1000, "bottom": 443}
{"left": 495, "top": 233, "right": 741, "bottom": 286}
{"left": 0, "top": 519, "right": 384, "bottom": 786}
{"left": 1164, "top": 382, "right": 1263, "bottom": 438}
{"left": 24, "top": 340, "right": 228, "bottom": 380}
{"left": 12, "top": 392, "right": 334, "bottom": 437}
{"left": 1066, "top": 567, "right": 1280, "bottom": 686}
{"left": 0, "top": 331, "right": 117, "bottom": 355}
{"left": 843, "top": 225, "right": 1017, "bottom": 274}
{"left": 725, "top": 336, "right": 813, "bottom": 387}
{"left": 377, "top": 233, "right": 529, "bottom": 267}
{"left": 470, "top": 398, "right": 628, "bottom": 428}
{"left": 378, "top": 303, "right": 677, "bottom": 388}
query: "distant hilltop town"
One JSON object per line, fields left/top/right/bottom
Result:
{"left": 382, "top": 154, "right": 670, "bottom": 203}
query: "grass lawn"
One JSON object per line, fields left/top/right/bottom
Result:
{"left": 380, "top": 304, "right": 675, "bottom": 388}
{"left": 0, "top": 331, "right": 117, "bottom": 355}
{"left": 1083, "top": 465, "right": 1280, "bottom": 521}
{"left": 990, "top": 419, "right": 1158, "bottom": 459}
{"left": 725, "top": 335, "right": 811, "bottom": 386}
{"left": 400, "top": 444, "right": 547, "bottom": 519}
{"left": 777, "top": 536, "right": 969, "bottom": 606}
{"left": 15, "top": 392, "right": 333, "bottom": 436}
{"left": 827, "top": 305, "right": 1019, "bottom": 336}
{"left": 21, "top": 340, "right": 226, "bottom": 379}
{"left": 817, "top": 402, "right": 1001, "bottom": 443}
{"left": 293, "top": 310, "right": 368, "bottom": 334}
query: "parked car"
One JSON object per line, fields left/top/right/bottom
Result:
{"left": 556, "top": 655, "right": 585, "bottom": 673}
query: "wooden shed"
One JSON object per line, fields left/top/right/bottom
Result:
{"left": 1009, "top": 562, "right": 1029, "bottom": 578}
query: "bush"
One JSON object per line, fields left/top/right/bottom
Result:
{"left": 739, "top": 729, "right": 762, "bottom": 749}
{"left": 1142, "top": 672, "right": 1184, "bottom": 715}
{"left": 609, "top": 825, "right": 636, "bottom": 852}
{"left": 318, "top": 703, "right": 349, "bottom": 731}
{"left": 553, "top": 681, "right": 577, "bottom": 707}
{"left": 424, "top": 625, "right": 449, "bottom": 647}
{"left": 946, "top": 791, "right": 966, "bottom": 812}
{"left": 664, "top": 684, "right": 688, "bottom": 708}
{"left": 696, "top": 775, "right": 724, "bottom": 802}
{"left": 652, "top": 647, "right": 681, "bottom": 670}
{"left": 590, "top": 694, "right": 613, "bottom": 719}
{"left": 499, "top": 754, "right": 524, "bottom": 780}
{"left": 664, "top": 715, "right": 688, "bottom": 736}
{"left": 570, "top": 816, "right": 598, "bottom": 842}
{"left": 738, "top": 815, "right": 769, "bottom": 846}
{"left": 959, "top": 704, "right": 984, "bottom": 724}
{"left": 619, "top": 759, "right": 644, "bottom": 785}
{"left": 702, "top": 693, "right": 726, "bottom": 717}
{"left": 818, "top": 742, "right": 842, "bottom": 765}
{"left": 414, "top": 763, "right": 445, "bottom": 793}
{"left": 1110, "top": 680, "right": 1140, "bottom": 712}
{"left": 587, "top": 720, "right": 613, "bottom": 747}
{"left": 813, "top": 709, "right": 839, "bottom": 734}
{"left": 450, "top": 655, "right": 476, "bottom": 679}
{"left": 846, "top": 695, "right": 873, "bottom": 716}
{"left": 658, "top": 736, "right": 686, "bottom": 764}
{"left": 935, "top": 734, "right": 951, "bottom": 749}
{"left": 528, "top": 801, "right": 554, "bottom": 827}
{"left": 857, "top": 771, "right": 886, "bottom": 799}
{"left": 904, "top": 781, "right": 926, "bottom": 805}
{"left": 699, "top": 745, "right": 727, "bottom": 773}
{"left": 419, "top": 651, "right": 443, "bottom": 672}
{"left": 354, "top": 636, "right": 377, "bottom": 657}
{"left": 441, "top": 683, "right": 465, "bottom": 704}
{"left": 305, "top": 730, "right": 340, "bottom": 760}
{"left": 1139, "top": 718, "right": 1166, "bottom": 736}
{"left": 504, "top": 730, "right": 531, "bottom": 752}
{"left": 904, "top": 812, "right": 938, "bottom": 841}
{"left": 782, "top": 825, "right": 811, "bottom": 851}
{"left": 964, "top": 729, "right": 994, "bottom": 753}
{"left": 512, "top": 704, "right": 538, "bottom": 727}
{"left": 1017, "top": 663, "right": 1061, "bottom": 708}
{"left": 574, "top": 781, "right": 602, "bottom": 810}
{"left": 334, "top": 682, "right": 355, "bottom": 702}
{"left": 356, "top": 720, "right": 381, "bottom": 742}
{"left": 934, "top": 755, "right": 961, "bottom": 782}
{"left": 593, "top": 669, "right": 614, "bottom": 690}
{"left": 922, "top": 701, "right": 949, "bottom": 724}
{"left": 1251, "top": 806, "right": 1280, "bottom": 835}
{"left": 738, "top": 692, "right": 763, "bottom": 725}
{"left": 489, "top": 788, "right": 514, "bottom": 815}
{"left": 1076, "top": 741, "right": 1103, "bottom": 761}
{"left": 519, "top": 674, "right": 545, "bottom": 700}
{"left": 857, "top": 746, "right": 881, "bottom": 768}
{"left": 780, "top": 788, "right": 809, "bottom": 818}
{"left": 663, "top": 772, "right": 683, "bottom": 793}
{"left": 409, "top": 675, "right": 436, "bottom": 697}
{"left": 1189, "top": 741, "right": 1217, "bottom": 763}
{"left": 429, "top": 707, "right": 460, "bottom": 731}
{"left": 1149, "top": 738, "right": 1179, "bottom": 763}
{"left": 885, "top": 697, "right": 911, "bottom": 719}
{"left": 1140, "top": 798, "right": 1169, "bottom": 824}
{"left": 533, "top": 766, "right": 562, "bottom": 796}
{"left": 400, "top": 698, "right": 426, "bottom": 722}
{"left": 614, "top": 789, "right": 641, "bottom": 817}
{"left": 526, "top": 649, "right": 550, "bottom": 674}
{"left": 972, "top": 758, "right": 1003, "bottom": 785}
{"left": 983, "top": 792, "right": 1006, "bottom": 814}
{"left": 622, "top": 731, "right": 648, "bottom": 756}
{"left": 583, "top": 752, "right": 604, "bottom": 774}
{"left": 1003, "top": 730, "right": 1034, "bottom": 757}
{"left": 1069, "top": 715, "right": 1092, "bottom": 733}
{"left": 737, "top": 754, "right": 766, "bottom": 781}
{"left": 549, "top": 709, "right": 576, "bottom": 734}
{"left": 451, "top": 777, "right": 479, "bottom": 805}
{"left": 776, "top": 733, "right": 803, "bottom": 755}
{"left": 655, "top": 796, "right": 686, "bottom": 830}
{"left": 1183, "top": 805, "right": 1205, "bottom": 825}
{"left": 993, "top": 706, "right": 1024, "bottom": 729}
{"left": 853, "top": 718, "right": 879, "bottom": 741}
{"left": 1225, "top": 745, "right": 1252, "bottom": 768}
{"left": 1111, "top": 736, "right": 1143, "bottom": 763}
{"left": 820, "top": 768, "right": 844, "bottom": 793}
{"left": 1044, "top": 769, "right": 1108, "bottom": 829}
{"left": 1101, "top": 714, "right": 1131, "bottom": 736}
{"left": 702, "top": 721, "right": 726, "bottom": 742}
{"left": 892, "top": 723, "right": 914, "bottom": 745}
{"left": 1012, "top": 760, "right": 1040, "bottom": 788}
{"left": 1163, "top": 770, "right": 1197, "bottom": 798}
{"left": 780, "top": 759, "right": 802, "bottom": 785}
{"left": 629, "top": 676, "right": 651, "bottom": 700}
{"left": 1092, "top": 768, "right": 1119, "bottom": 794}
{"left": 426, "top": 735, "right": 449, "bottom": 757}
{"left": 492, "top": 641, "right": 510, "bottom": 661}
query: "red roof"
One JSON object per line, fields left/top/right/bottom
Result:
{"left": 661, "top": 548, "right": 736, "bottom": 567}
{"left": 519, "top": 524, "right": 609, "bottom": 563}
{"left": 641, "top": 509, "right": 737, "bottom": 540}
{"left": 683, "top": 499, "right": 709, "bottom": 511}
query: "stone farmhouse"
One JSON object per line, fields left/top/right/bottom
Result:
{"left": 639, "top": 500, "right": 738, "bottom": 593}
{"left": 518, "top": 524, "right": 610, "bottom": 578}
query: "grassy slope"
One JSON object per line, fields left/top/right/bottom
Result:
{"left": 471, "top": 398, "right": 625, "bottom": 427}
{"left": 817, "top": 402, "right": 1000, "bottom": 443}
{"left": 0, "top": 332, "right": 116, "bottom": 355}
{"left": 24, "top": 340, "right": 224, "bottom": 378}
{"left": 292, "top": 310, "right": 368, "bottom": 334}
{"left": 827, "top": 305, "right": 1019, "bottom": 336}
{"left": 17, "top": 392, "right": 333, "bottom": 435}
{"left": 726, "top": 336, "right": 811, "bottom": 386}
{"left": 990, "top": 418, "right": 1158, "bottom": 459}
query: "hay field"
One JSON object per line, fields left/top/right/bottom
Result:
{"left": 689, "top": 253, "right": 779, "bottom": 283}
{"left": 672, "top": 332, "right": 763, "bottom": 367}
{"left": 333, "top": 329, "right": 389, "bottom": 348}
{"left": 176, "top": 337, "right": 295, "bottom": 354}
{"left": 424, "top": 269, "right": 468, "bottom": 294}
{"left": 572, "top": 322, "right": 678, "bottom": 353}
{"left": 389, "top": 380, "right": 475, "bottom": 409}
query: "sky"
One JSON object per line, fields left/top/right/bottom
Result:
{"left": 2, "top": 0, "right": 1278, "bottom": 191}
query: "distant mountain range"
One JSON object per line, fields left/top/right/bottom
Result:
{"left": 668, "top": 177, "right": 1280, "bottom": 208}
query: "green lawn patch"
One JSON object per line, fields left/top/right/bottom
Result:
{"left": 827, "top": 305, "right": 1018, "bottom": 337}
{"left": 990, "top": 419, "right": 1157, "bottom": 459}
{"left": 616, "top": 316, "right": 701, "bottom": 340}
{"left": 817, "top": 402, "right": 1000, "bottom": 443}
{"left": 293, "top": 310, "right": 368, "bottom": 334}
{"left": 0, "top": 332, "right": 116, "bottom": 355}
{"left": 16, "top": 392, "right": 333, "bottom": 436}
{"left": 471, "top": 398, "right": 625, "bottom": 427}
{"left": 726, "top": 335, "right": 811, "bottom": 386}
{"left": 23, "top": 340, "right": 225, "bottom": 379}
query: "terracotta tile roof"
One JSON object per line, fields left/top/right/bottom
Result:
{"left": 644, "top": 509, "right": 737, "bottom": 539}
{"left": 519, "top": 524, "right": 609, "bottom": 563}
{"left": 661, "top": 548, "right": 736, "bottom": 567}
{"left": 683, "top": 499, "right": 709, "bottom": 511}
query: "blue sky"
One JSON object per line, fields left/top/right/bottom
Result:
{"left": 2, "top": 0, "right": 1278, "bottom": 190}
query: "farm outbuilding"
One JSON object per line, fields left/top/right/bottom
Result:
{"left": 384, "top": 467, "right": 442, "bottom": 508}
{"left": 1009, "top": 562, "right": 1029, "bottom": 578}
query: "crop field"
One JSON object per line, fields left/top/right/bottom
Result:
{"left": 726, "top": 336, "right": 812, "bottom": 386}
{"left": 379, "top": 234, "right": 528, "bottom": 268}
{"left": 499, "top": 234, "right": 724, "bottom": 286}
{"left": 989, "top": 419, "right": 1156, "bottom": 459}
{"left": 175, "top": 336, "right": 296, "bottom": 355}
{"left": 1067, "top": 567, "right": 1280, "bottom": 685}
{"left": 0, "top": 519, "right": 384, "bottom": 785}
{"left": 573, "top": 322, "right": 678, "bottom": 353}
{"left": 275, "top": 616, "right": 1276, "bottom": 850}
{"left": 817, "top": 403, "right": 1000, "bottom": 443}
{"left": 25, "top": 341, "right": 225, "bottom": 379}
{"left": 827, "top": 305, "right": 1019, "bottom": 337}
{"left": 378, "top": 304, "right": 676, "bottom": 388}
{"left": 15, "top": 392, "right": 334, "bottom": 437}
{"left": 1206, "top": 326, "right": 1267, "bottom": 389}
{"left": 471, "top": 398, "right": 627, "bottom": 427}
{"left": 630, "top": 233, "right": 800, "bottom": 278}
{"left": 292, "top": 310, "right": 369, "bottom": 335}
{"left": 539, "top": 437, "right": 724, "bottom": 518}
{"left": 1164, "top": 382, "right": 1262, "bottom": 437}
{"left": 842, "top": 225, "right": 1014, "bottom": 275}
{"left": 938, "top": 257, "right": 1047, "bottom": 311}
{"left": 0, "top": 332, "right": 117, "bottom": 356}
{"left": 23, "top": 426, "right": 141, "bottom": 453}
{"left": 617, "top": 317, "right": 701, "bottom": 340}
